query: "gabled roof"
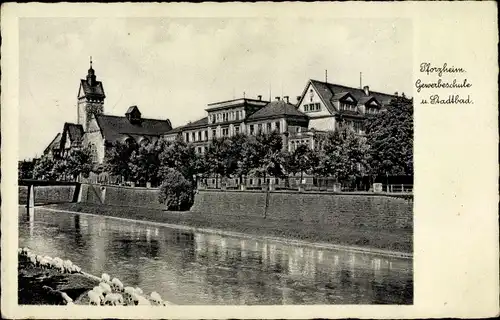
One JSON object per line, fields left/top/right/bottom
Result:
{"left": 300, "top": 79, "right": 397, "bottom": 114}
{"left": 62, "top": 123, "right": 84, "bottom": 144}
{"left": 80, "top": 79, "right": 105, "bottom": 98}
{"left": 247, "top": 100, "right": 308, "bottom": 121}
{"left": 126, "top": 105, "right": 141, "bottom": 115}
{"left": 44, "top": 133, "right": 62, "bottom": 153}
{"left": 95, "top": 114, "right": 172, "bottom": 143}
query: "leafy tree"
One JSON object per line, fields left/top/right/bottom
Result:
{"left": 32, "top": 155, "right": 58, "bottom": 180}
{"left": 158, "top": 168, "right": 194, "bottom": 211}
{"left": 317, "top": 124, "right": 370, "bottom": 187}
{"left": 158, "top": 138, "right": 201, "bottom": 183}
{"left": 365, "top": 96, "right": 413, "bottom": 177}
{"left": 291, "top": 144, "right": 319, "bottom": 182}
{"left": 204, "top": 137, "right": 232, "bottom": 187}
{"left": 18, "top": 160, "right": 35, "bottom": 180}
{"left": 65, "top": 146, "right": 94, "bottom": 181}
{"left": 129, "top": 141, "right": 162, "bottom": 186}
{"left": 251, "top": 131, "right": 286, "bottom": 185}
{"left": 104, "top": 140, "right": 138, "bottom": 182}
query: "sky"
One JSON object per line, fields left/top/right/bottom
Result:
{"left": 19, "top": 17, "right": 412, "bottom": 160}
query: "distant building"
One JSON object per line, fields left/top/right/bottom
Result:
{"left": 165, "top": 79, "right": 398, "bottom": 153}
{"left": 44, "top": 59, "right": 173, "bottom": 163}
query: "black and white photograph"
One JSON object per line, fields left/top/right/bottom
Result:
{"left": 1, "top": 2, "right": 498, "bottom": 319}
{"left": 15, "top": 15, "right": 414, "bottom": 307}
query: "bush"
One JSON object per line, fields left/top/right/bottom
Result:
{"left": 158, "top": 168, "right": 194, "bottom": 211}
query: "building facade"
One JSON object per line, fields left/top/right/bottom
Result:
{"left": 165, "top": 79, "right": 398, "bottom": 154}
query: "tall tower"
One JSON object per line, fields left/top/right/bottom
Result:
{"left": 77, "top": 57, "right": 105, "bottom": 132}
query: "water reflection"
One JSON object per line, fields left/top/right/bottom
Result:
{"left": 19, "top": 208, "right": 412, "bottom": 305}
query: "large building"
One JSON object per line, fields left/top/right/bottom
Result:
{"left": 164, "top": 79, "right": 397, "bottom": 153}
{"left": 44, "top": 59, "right": 173, "bottom": 164}
{"left": 43, "top": 59, "right": 400, "bottom": 168}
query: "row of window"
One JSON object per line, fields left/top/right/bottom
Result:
{"left": 340, "top": 103, "right": 357, "bottom": 112}
{"left": 208, "top": 109, "right": 244, "bottom": 124}
{"left": 304, "top": 103, "right": 321, "bottom": 112}
{"left": 185, "top": 130, "right": 209, "bottom": 143}
{"left": 249, "top": 121, "right": 281, "bottom": 135}
{"left": 366, "top": 107, "right": 379, "bottom": 114}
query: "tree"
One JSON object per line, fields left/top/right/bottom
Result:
{"left": 317, "top": 124, "right": 370, "bottom": 187}
{"left": 158, "top": 168, "right": 194, "bottom": 211}
{"left": 129, "top": 141, "right": 162, "bottom": 186}
{"left": 32, "top": 155, "right": 58, "bottom": 180}
{"left": 65, "top": 146, "right": 94, "bottom": 181}
{"left": 365, "top": 96, "right": 413, "bottom": 177}
{"left": 291, "top": 144, "right": 319, "bottom": 182}
{"left": 104, "top": 140, "right": 138, "bottom": 182}
{"left": 251, "top": 131, "right": 286, "bottom": 186}
{"left": 18, "top": 160, "right": 35, "bottom": 180}
{"left": 204, "top": 137, "right": 232, "bottom": 188}
{"left": 158, "top": 138, "right": 201, "bottom": 184}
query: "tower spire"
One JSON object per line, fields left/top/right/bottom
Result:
{"left": 90, "top": 56, "right": 93, "bottom": 69}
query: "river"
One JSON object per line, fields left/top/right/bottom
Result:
{"left": 18, "top": 207, "right": 413, "bottom": 305}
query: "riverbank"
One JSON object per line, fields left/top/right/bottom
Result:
{"left": 42, "top": 202, "right": 412, "bottom": 254}
{"left": 18, "top": 260, "right": 98, "bottom": 305}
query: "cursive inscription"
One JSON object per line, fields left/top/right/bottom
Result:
{"left": 416, "top": 62, "right": 473, "bottom": 105}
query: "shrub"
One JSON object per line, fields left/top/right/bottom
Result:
{"left": 158, "top": 168, "right": 194, "bottom": 211}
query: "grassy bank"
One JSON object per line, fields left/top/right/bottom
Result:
{"left": 45, "top": 202, "right": 412, "bottom": 253}
{"left": 18, "top": 260, "right": 98, "bottom": 305}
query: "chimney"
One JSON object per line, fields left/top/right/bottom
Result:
{"left": 257, "top": 95, "right": 262, "bottom": 101}
{"left": 275, "top": 96, "right": 281, "bottom": 101}
{"left": 363, "top": 86, "right": 370, "bottom": 96}
{"left": 296, "top": 96, "right": 301, "bottom": 102}
{"left": 284, "top": 96, "right": 289, "bottom": 103}
{"left": 394, "top": 91, "right": 399, "bottom": 96}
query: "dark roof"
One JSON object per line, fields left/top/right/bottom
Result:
{"left": 247, "top": 100, "right": 308, "bottom": 121}
{"left": 307, "top": 79, "right": 397, "bottom": 114}
{"left": 44, "top": 133, "right": 62, "bottom": 153}
{"left": 80, "top": 79, "right": 105, "bottom": 98}
{"left": 63, "top": 123, "right": 84, "bottom": 144}
{"left": 126, "top": 106, "right": 140, "bottom": 115}
{"left": 182, "top": 117, "right": 209, "bottom": 130}
{"left": 95, "top": 114, "right": 172, "bottom": 142}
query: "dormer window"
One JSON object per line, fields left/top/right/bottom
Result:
{"left": 125, "top": 106, "right": 142, "bottom": 124}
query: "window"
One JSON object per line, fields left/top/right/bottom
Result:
{"left": 198, "top": 131, "right": 202, "bottom": 141}
{"left": 212, "top": 129, "right": 217, "bottom": 139}
{"left": 304, "top": 104, "right": 309, "bottom": 112}
{"left": 257, "top": 124, "right": 262, "bottom": 133}
{"left": 204, "top": 130, "right": 208, "bottom": 141}
{"left": 235, "top": 126, "right": 240, "bottom": 134}
{"left": 275, "top": 121, "right": 280, "bottom": 132}
{"left": 267, "top": 122, "right": 272, "bottom": 132}
{"left": 250, "top": 125, "right": 254, "bottom": 135}
{"left": 222, "top": 128, "right": 229, "bottom": 136}
{"left": 197, "top": 147, "right": 202, "bottom": 153}
{"left": 185, "top": 133, "right": 190, "bottom": 142}
{"left": 250, "top": 179, "right": 253, "bottom": 185}
{"left": 236, "top": 111, "right": 240, "bottom": 120}
{"left": 315, "top": 103, "right": 321, "bottom": 111}
{"left": 191, "top": 132, "right": 196, "bottom": 142}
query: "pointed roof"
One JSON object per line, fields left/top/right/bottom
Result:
{"left": 300, "top": 79, "right": 397, "bottom": 114}
{"left": 126, "top": 105, "right": 141, "bottom": 115}
{"left": 44, "top": 133, "right": 62, "bottom": 154}
{"left": 247, "top": 100, "right": 308, "bottom": 121}
{"left": 61, "top": 123, "right": 84, "bottom": 148}
{"left": 80, "top": 79, "right": 105, "bottom": 98}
